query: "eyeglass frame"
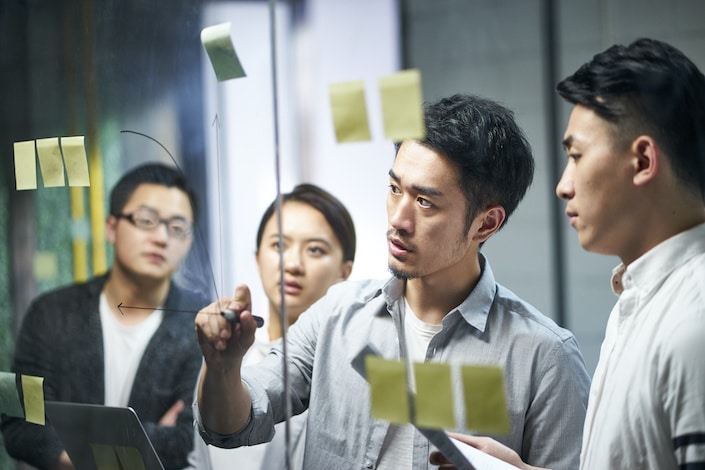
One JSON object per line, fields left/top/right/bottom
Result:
{"left": 113, "top": 206, "right": 193, "bottom": 239}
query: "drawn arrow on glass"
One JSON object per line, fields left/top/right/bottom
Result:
{"left": 116, "top": 302, "right": 264, "bottom": 327}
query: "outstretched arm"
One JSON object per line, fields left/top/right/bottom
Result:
{"left": 195, "top": 284, "right": 258, "bottom": 434}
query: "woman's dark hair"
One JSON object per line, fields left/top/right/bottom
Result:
{"left": 255, "top": 183, "right": 356, "bottom": 262}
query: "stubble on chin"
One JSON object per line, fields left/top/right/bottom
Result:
{"left": 388, "top": 264, "right": 418, "bottom": 280}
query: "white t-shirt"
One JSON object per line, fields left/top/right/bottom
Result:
{"left": 377, "top": 299, "right": 442, "bottom": 470}
{"left": 100, "top": 293, "right": 163, "bottom": 407}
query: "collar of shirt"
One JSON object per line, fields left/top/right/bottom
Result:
{"left": 611, "top": 222, "right": 705, "bottom": 298}
{"left": 379, "top": 253, "right": 497, "bottom": 335}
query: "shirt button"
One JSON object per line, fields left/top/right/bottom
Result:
{"left": 365, "top": 461, "right": 374, "bottom": 469}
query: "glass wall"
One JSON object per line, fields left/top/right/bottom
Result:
{"left": 2, "top": 1, "right": 705, "bottom": 468}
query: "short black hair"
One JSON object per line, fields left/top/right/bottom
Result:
{"left": 557, "top": 38, "right": 705, "bottom": 199}
{"left": 396, "top": 93, "right": 535, "bottom": 231}
{"left": 256, "top": 183, "right": 356, "bottom": 263}
{"left": 109, "top": 163, "right": 198, "bottom": 220}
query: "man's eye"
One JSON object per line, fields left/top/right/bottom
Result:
{"left": 136, "top": 216, "right": 156, "bottom": 226}
{"left": 389, "top": 184, "right": 401, "bottom": 194}
{"left": 169, "top": 224, "right": 186, "bottom": 234}
{"left": 418, "top": 197, "right": 432, "bottom": 208}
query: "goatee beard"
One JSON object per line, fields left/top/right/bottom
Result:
{"left": 388, "top": 265, "right": 418, "bottom": 280}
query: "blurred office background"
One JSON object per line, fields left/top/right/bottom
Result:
{"left": 1, "top": 1, "right": 704, "bottom": 467}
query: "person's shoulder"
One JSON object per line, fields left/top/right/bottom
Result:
{"left": 323, "top": 278, "right": 387, "bottom": 302}
{"left": 20, "top": 277, "right": 104, "bottom": 331}
{"left": 299, "top": 278, "right": 388, "bottom": 323}
{"left": 167, "top": 282, "right": 210, "bottom": 310}
{"left": 657, "top": 289, "right": 705, "bottom": 359}
{"left": 656, "top": 250, "right": 705, "bottom": 325}
{"left": 29, "top": 276, "right": 104, "bottom": 307}
{"left": 493, "top": 283, "right": 576, "bottom": 342}
{"left": 684, "top": 250, "right": 705, "bottom": 290}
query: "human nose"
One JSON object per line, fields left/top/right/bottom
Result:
{"left": 150, "top": 220, "right": 170, "bottom": 243}
{"left": 387, "top": 194, "right": 414, "bottom": 233}
{"left": 283, "top": 247, "right": 303, "bottom": 273}
{"left": 555, "top": 163, "right": 574, "bottom": 200}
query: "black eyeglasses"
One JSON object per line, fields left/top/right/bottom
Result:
{"left": 114, "top": 207, "right": 192, "bottom": 239}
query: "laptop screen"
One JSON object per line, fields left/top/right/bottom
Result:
{"left": 44, "top": 401, "right": 164, "bottom": 470}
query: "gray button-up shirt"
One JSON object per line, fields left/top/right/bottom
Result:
{"left": 197, "top": 256, "right": 590, "bottom": 469}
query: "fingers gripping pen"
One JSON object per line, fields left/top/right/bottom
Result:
{"left": 221, "top": 309, "right": 265, "bottom": 328}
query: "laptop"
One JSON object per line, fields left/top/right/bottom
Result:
{"left": 44, "top": 401, "right": 164, "bottom": 470}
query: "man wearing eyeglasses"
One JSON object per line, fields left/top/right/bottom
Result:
{"left": 1, "top": 162, "right": 208, "bottom": 470}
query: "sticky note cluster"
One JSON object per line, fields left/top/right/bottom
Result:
{"left": 0, "top": 371, "right": 45, "bottom": 425}
{"left": 329, "top": 69, "right": 425, "bottom": 144}
{"left": 365, "top": 356, "right": 511, "bottom": 435}
{"left": 14, "top": 136, "right": 89, "bottom": 190}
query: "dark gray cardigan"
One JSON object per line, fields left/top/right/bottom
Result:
{"left": 1, "top": 274, "right": 208, "bottom": 470}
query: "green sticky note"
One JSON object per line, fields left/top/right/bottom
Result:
{"left": 21, "top": 374, "right": 45, "bottom": 425}
{"left": 379, "top": 69, "right": 425, "bottom": 142}
{"left": 61, "top": 136, "right": 90, "bottom": 187}
{"left": 329, "top": 80, "right": 372, "bottom": 143}
{"left": 14, "top": 140, "right": 38, "bottom": 190}
{"left": 413, "top": 362, "right": 455, "bottom": 429}
{"left": 365, "top": 356, "right": 410, "bottom": 425}
{"left": 461, "top": 365, "right": 511, "bottom": 435}
{"left": 201, "top": 22, "right": 246, "bottom": 81}
{"left": 0, "top": 372, "right": 24, "bottom": 419}
{"left": 36, "top": 137, "right": 65, "bottom": 187}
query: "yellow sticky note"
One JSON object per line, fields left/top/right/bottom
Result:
{"left": 91, "top": 444, "right": 146, "bottom": 470}
{"left": 113, "top": 445, "right": 146, "bottom": 470}
{"left": 14, "top": 140, "right": 37, "bottom": 190}
{"left": 34, "top": 251, "right": 58, "bottom": 281}
{"left": 92, "top": 445, "right": 146, "bottom": 470}
{"left": 414, "top": 362, "right": 455, "bottom": 429}
{"left": 329, "top": 80, "right": 372, "bottom": 143}
{"left": 365, "top": 356, "right": 410, "bottom": 425}
{"left": 36, "top": 137, "right": 65, "bottom": 187}
{"left": 21, "top": 374, "right": 45, "bottom": 425}
{"left": 201, "top": 22, "right": 246, "bottom": 81}
{"left": 90, "top": 444, "right": 121, "bottom": 470}
{"left": 0, "top": 371, "right": 24, "bottom": 418}
{"left": 379, "top": 69, "right": 425, "bottom": 142}
{"left": 61, "top": 136, "right": 90, "bottom": 187}
{"left": 461, "top": 365, "right": 510, "bottom": 435}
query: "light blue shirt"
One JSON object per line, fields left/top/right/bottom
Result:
{"left": 197, "top": 255, "right": 590, "bottom": 469}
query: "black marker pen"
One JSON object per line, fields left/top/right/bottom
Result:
{"left": 221, "top": 309, "right": 265, "bottom": 328}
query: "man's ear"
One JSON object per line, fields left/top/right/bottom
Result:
{"left": 472, "top": 205, "right": 506, "bottom": 244}
{"left": 632, "top": 135, "right": 659, "bottom": 186}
